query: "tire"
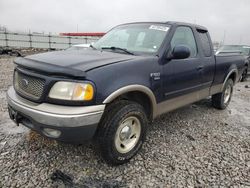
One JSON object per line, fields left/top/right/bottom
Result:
{"left": 97, "top": 100, "right": 148, "bottom": 165}
{"left": 241, "top": 67, "right": 248, "bottom": 82}
{"left": 212, "top": 79, "right": 234, "bottom": 109}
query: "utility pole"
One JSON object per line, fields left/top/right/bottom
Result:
{"left": 222, "top": 30, "right": 226, "bottom": 45}
{"left": 4, "top": 27, "right": 8, "bottom": 47}
{"left": 29, "top": 29, "right": 32, "bottom": 48}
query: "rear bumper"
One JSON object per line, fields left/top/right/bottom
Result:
{"left": 7, "top": 86, "right": 105, "bottom": 143}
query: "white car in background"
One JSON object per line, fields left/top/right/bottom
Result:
{"left": 66, "top": 43, "right": 90, "bottom": 50}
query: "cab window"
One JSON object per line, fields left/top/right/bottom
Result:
{"left": 198, "top": 31, "right": 212, "bottom": 57}
{"left": 171, "top": 26, "right": 197, "bottom": 58}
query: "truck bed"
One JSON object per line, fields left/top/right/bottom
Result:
{"left": 213, "top": 54, "right": 245, "bottom": 85}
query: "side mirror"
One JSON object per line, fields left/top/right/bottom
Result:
{"left": 167, "top": 45, "right": 191, "bottom": 60}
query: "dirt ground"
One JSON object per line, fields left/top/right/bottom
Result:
{"left": 0, "top": 56, "right": 249, "bottom": 187}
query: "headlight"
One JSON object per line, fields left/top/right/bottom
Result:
{"left": 49, "top": 81, "right": 94, "bottom": 101}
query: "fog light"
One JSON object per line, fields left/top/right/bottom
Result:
{"left": 43, "top": 128, "right": 61, "bottom": 138}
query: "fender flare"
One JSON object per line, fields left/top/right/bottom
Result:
{"left": 103, "top": 85, "right": 157, "bottom": 118}
{"left": 222, "top": 68, "right": 238, "bottom": 89}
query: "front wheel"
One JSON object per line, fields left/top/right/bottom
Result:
{"left": 212, "top": 79, "right": 234, "bottom": 109}
{"left": 97, "top": 100, "right": 148, "bottom": 165}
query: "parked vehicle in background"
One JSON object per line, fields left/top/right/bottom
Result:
{"left": 216, "top": 45, "right": 250, "bottom": 81}
{"left": 7, "top": 22, "right": 247, "bottom": 165}
{"left": 0, "top": 47, "right": 22, "bottom": 57}
{"left": 66, "top": 43, "right": 90, "bottom": 51}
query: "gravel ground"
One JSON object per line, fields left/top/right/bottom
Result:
{"left": 0, "top": 56, "right": 249, "bottom": 187}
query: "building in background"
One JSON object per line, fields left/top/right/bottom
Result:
{"left": 0, "top": 25, "right": 7, "bottom": 32}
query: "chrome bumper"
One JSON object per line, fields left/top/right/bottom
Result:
{"left": 7, "top": 87, "right": 105, "bottom": 127}
{"left": 7, "top": 86, "right": 105, "bottom": 142}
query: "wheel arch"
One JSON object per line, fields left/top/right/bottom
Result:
{"left": 103, "top": 85, "right": 157, "bottom": 120}
{"left": 223, "top": 69, "right": 238, "bottom": 88}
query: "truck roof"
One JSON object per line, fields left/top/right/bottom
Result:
{"left": 117, "top": 21, "right": 208, "bottom": 32}
{"left": 166, "top": 21, "right": 208, "bottom": 31}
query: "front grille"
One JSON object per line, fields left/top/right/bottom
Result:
{"left": 14, "top": 71, "right": 46, "bottom": 100}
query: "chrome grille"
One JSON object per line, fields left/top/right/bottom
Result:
{"left": 14, "top": 71, "right": 45, "bottom": 100}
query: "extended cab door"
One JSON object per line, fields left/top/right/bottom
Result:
{"left": 162, "top": 26, "right": 203, "bottom": 100}
{"left": 196, "top": 30, "right": 215, "bottom": 90}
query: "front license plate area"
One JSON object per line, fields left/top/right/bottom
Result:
{"left": 8, "top": 106, "right": 21, "bottom": 126}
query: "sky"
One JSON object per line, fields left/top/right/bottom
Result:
{"left": 0, "top": 0, "right": 250, "bottom": 44}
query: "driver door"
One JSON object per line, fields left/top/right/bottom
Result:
{"left": 163, "top": 26, "right": 203, "bottom": 100}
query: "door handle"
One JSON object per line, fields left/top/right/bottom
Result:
{"left": 196, "top": 65, "right": 204, "bottom": 70}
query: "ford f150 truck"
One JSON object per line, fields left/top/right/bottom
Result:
{"left": 7, "top": 22, "right": 247, "bottom": 165}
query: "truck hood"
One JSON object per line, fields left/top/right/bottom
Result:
{"left": 14, "top": 49, "right": 135, "bottom": 78}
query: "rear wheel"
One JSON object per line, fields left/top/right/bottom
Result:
{"left": 212, "top": 79, "right": 233, "bottom": 109}
{"left": 241, "top": 67, "right": 248, "bottom": 82}
{"left": 97, "top": 100, "right": 148, "bottom": 165}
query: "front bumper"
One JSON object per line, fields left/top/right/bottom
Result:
{"left": 7, "top": 86, "right": 105, "bottom": 143}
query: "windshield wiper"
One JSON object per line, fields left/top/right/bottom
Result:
{"left": 101, "top": 46, "right": 134, "bottom": 55}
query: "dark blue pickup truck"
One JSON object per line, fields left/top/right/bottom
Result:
{"left": 7, "top": 22, "right": 247, "bottom": 165}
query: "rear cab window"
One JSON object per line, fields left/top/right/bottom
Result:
{"left": 197, "top": 30, "right": 212, "bottom": 57}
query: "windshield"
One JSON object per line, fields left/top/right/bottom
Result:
{"left": 218, "top": 45, "right": 250, "bottom": 56}
{"left": 93, "top": 23, "right": 170, "bottom": 55}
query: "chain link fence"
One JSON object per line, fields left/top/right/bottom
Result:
{"left": 0, "top": 31, "right": 101, "bottom": 49}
